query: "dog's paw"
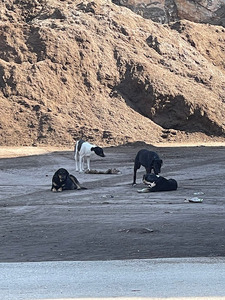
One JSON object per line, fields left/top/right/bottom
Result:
{"left": 132, "top": 183, "right": 137, "bottom": 187}
{"left": 149, "top": 182, "right": 156, "bottom": 188}
{"left": 51, "top": 187, "right": 57, "bottom": 192}
{"left": 137, "top": 188, "right": 150, "bottom": 193}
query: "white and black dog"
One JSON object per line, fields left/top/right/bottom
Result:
{"left": 74, "top": 139, "right": 105, "bottom": 172}
{"left": 132, "top": 149, "right": 163, "bottom": 185}
{"left": 142, "top": 173, "right": 178, "bottom": 192}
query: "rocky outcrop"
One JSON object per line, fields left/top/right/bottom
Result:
{"left": 177, "top": 0, "right": 225, "bottom": 26}
{"left": 112, "top": 0, "right": 225, "bottom": 26}
{"left": 0, "top": 0, "right": 224, "bottom": 146}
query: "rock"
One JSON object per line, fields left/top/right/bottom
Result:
{"left": 112, "top": 0, "right": 225, "bottom": 26}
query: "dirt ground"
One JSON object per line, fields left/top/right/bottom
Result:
{"left": 0, "top": 142, "right": 225, "bottom": 262}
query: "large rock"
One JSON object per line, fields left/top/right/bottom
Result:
{"left": 0, "top": 0, "right": 224, "bottom": 146}
{"left": 112, "top": 0, "right": 225, "bottom": 26}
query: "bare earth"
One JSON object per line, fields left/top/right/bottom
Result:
{"left": 0, "top": 143, "right": 225, "bottom": 262}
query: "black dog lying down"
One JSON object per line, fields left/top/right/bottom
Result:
{"left": 141, "top": 173, "right": 178, "bottom": 192}
{"left": 51, "top": 168, "right": 86, "bottom": 192}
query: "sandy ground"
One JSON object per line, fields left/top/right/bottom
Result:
{"left": 0, "top": 142, "right": 225, "bottom": 262}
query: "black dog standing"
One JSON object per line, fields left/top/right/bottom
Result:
{"left": 51, "top": 168, "right": 85, "bottom": 192}
{"left": 132, "top": 149, "right": 163, "bottom": 185}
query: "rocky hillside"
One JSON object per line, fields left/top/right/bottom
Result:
{"left": 0, "top": 0, "right": 224, "bottom": 146}
{"left": 112, "top": 0, "right": 225, "bottom": 26}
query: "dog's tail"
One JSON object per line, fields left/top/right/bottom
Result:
{"left": 70, "top": 174, "right": 87, "bottom": 190}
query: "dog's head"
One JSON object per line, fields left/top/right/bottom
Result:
{"left": 152, "top": 158, "right": 163, "bottom": 175}
{"left": 143, "top": 173, "right": 158, "bottom": 185}
{"left": 91, "top": 146, "right": 105, "bottom": 157}
{"left": 55, "top": 168, "right": 69, "bottom": 182}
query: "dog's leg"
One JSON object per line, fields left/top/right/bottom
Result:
{"left": 74, "top": 145, "right": 79, "bottom": 172}
{"left": 146, "top": 167, "right": 151, "bottom": 174}
{"left": 86, "top": 156, "right": 91, "bottom": 171}
{"left": 132, "top": 168, "right": 138, "bottom": 186}
{"left": 79, "top": 155, "right": 84, "bottom": 172}
{"left": 51, "top": 181, "right": 58, "bottom": 192}
{"left": 69, "top": 175, "right": 81, "bottom": 190}
{"left": 132, "top": 158, "right": 141, "bottom": 185}
{"left": 82, "top": 157, "right": 85, "bottom": 171}
{"left": 75, "top": 154, "right": 79, "bottom": 172}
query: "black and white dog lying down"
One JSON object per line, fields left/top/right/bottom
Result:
{"left": 133, "top": 149, "right": 163, "bottom": 185}
{"left": 139, "top": 173, "right": 178, "bottom": 192}
{"left": 51, "top": 168, "right": 86, "bottom": 192}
